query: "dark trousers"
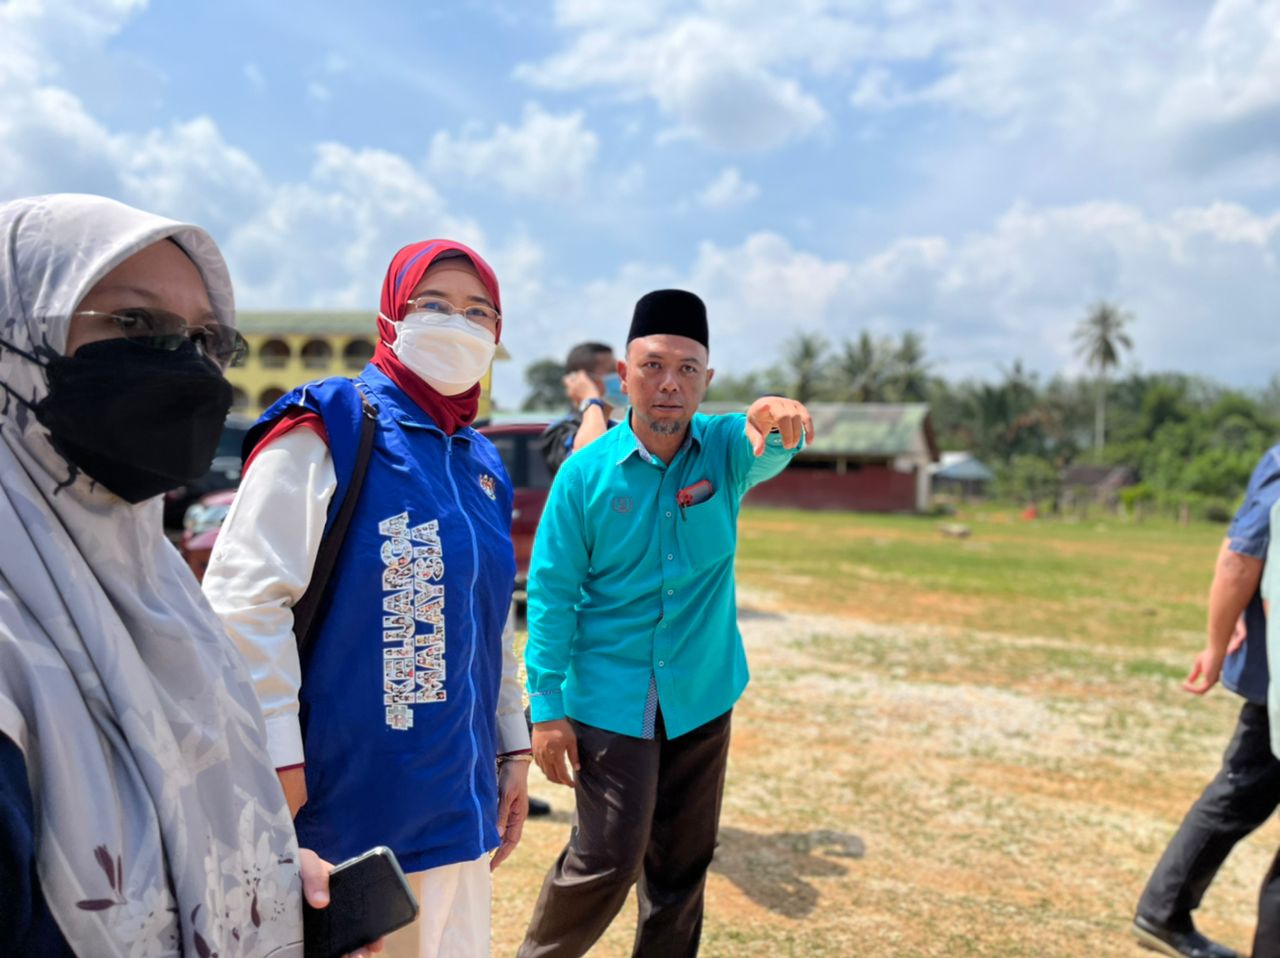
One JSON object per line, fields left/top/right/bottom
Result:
{"left": 1137, "top": 702, "right": 1280, "bottom": 934}
{"left": 518, "top": 710, "right": 733, "bottom": 958}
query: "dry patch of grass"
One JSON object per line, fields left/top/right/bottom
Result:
{"left": 492, "top": 509, "right": 1276, "bottom": 956}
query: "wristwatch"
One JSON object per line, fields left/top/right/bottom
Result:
{"left": 579, "top": 397, "right": 607, "bottom": 414}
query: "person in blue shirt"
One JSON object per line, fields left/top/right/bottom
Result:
{"left": 1133, "top": 446, "right": 1280, "bottom": 958}
{"left": 517, "top": 289, "right": 813, "bottom": 958}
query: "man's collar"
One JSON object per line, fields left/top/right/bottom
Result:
{"left": 616, "top": 410, "right": 702, "bottom": 466}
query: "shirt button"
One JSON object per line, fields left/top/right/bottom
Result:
{"left": 666, "top": 554, "right": 674, "bottom": 561}
{"left": 667, "top": 589, "right": 674, "bottom": 596}
{"left": 658, "top": 660, "right": 666, "bottom": 668}
{"left": 666, "top": 511, "right": 672, "bottom": 518}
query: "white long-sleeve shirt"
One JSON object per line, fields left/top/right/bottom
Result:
{"left": 202, "top": 427, "right": 530, "bottom": 769}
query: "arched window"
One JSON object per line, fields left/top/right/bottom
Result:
{"left": 343, "top": 338, "right": 375, "bottom": 370}
{"left": 301, "top": 339, "right": 334, "bottom": 370}
{"left": 258, "top": 387, "right": 286, "bottom": 410}
{"left": 259, "top": 339, "right": 290, "bottom": 369}
{"left": 230, "top": 386, "right": 249, "bottom": 411}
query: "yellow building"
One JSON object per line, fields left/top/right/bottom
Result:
{"left": 230, "top": 311, "right": 507, "bottom": 420}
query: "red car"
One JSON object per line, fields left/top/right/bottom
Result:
{"left": 477, "top": 420, "right": 553, "bottom": 590}
{"left": 181, "top": 420, "right": 553, "bottom": 589}
{"left": 180, "top": 488, "right": 237, "bottom": 581}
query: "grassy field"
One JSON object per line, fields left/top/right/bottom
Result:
{"left": 492, "top": 507, "right": 1278, "bottom": 956}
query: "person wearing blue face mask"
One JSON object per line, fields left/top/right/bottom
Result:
{"left": 538, "top": 341, "right": 625, "bottom": 476}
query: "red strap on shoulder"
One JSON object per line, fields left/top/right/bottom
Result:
{"left": 243, "top": 409, "right": 329, "bottom": 472}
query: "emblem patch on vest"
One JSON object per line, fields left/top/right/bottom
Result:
{"left": 612, "top": 496, "right": 633, "bottom": 513}
{"left": 378, "top": 511, "right": 447, "bottom": 730}
{"left": 479, "top": 474, "right": 497, "bottom": 500}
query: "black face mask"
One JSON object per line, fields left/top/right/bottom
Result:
{"left": 31, "top": 338, "right": 233, "bottom": 503}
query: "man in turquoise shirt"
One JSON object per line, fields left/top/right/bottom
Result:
{"left": 518, "top": 289, "right": 812, "bottom": 958}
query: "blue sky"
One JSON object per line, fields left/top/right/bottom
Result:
{"left": 3, "top": 0, "right": 1279, "bottom": 405}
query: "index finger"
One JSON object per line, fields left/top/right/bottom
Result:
{"left": 802, "top": 410, "right": 814, "bottom": 443}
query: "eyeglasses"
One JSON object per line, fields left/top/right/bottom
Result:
{"left": 73, "top": 309, "right": 249, "bottom": 369}
{"left": 405, "top": 296, "right": 500, "bottom": 327}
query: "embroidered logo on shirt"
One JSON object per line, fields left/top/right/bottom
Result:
{"left": 612, "top": 496, "right": 633, "bottom": 514}
{"left": 478, "top": 473, "right": 497, "bottom": 500}
{"left": 379, "top": 511, "right": 447, "bottom": 730}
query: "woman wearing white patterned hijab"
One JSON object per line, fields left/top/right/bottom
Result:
{"left": 0, "top": 193, "right": 328, "bottom": 956}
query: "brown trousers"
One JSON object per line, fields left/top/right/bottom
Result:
{"left": 517, "top": 709, "right": 733, "bottom": 958}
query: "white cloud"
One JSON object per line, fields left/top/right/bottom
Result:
{"left": 538, "top": 201, "right": 1280, "bottom": 393}
{"left": 523, "top": 0, "right": 1280, "bottom": 177}
{"left": 222, "top": 144, "right": 482, "bottom": 309}
{"left": 517, "top": 9, "right": 826, "bottom": 151}
{"left": 845, "top": 0, "right": 1280, "bottom": 179}
{"left": 1157, "top": 0, "right": 1280, "bottom": 176}
{"left": 121, "top": 117, "right": 270, "bottom": 230}
{"left": 697, "top": 167, "right": 759, "bottom": 208}
{"left": 427, "top": 103, "right": 599, "bottom": 199}
{"left": 0, "top": 0, "right": 520, "bottom": 331}
{"left": 0, "top": 0, "right": 147, "bottom": 86}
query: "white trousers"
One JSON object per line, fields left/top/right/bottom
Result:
{"left": 381, "top": 855, "right": 491, "bottom": 958}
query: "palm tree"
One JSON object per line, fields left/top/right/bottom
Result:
{"left": 1073, "top": 301, "right": 1134, "bottom": 454}
{"left": 890, "top": 331, "right": 930, "bottom": 402}
{"left": 783, "top": 332, "right": 830, "bottom": 403}
{"left": 839, "top": 332, "right": 887, "bottom": 402}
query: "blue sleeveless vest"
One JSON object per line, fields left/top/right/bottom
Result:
{"left": 251, "top": 365, "right": 516, "bottom": 873}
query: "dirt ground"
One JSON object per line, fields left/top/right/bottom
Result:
{"left": 491, "top": 513, "right": 1278, "bottom": 956}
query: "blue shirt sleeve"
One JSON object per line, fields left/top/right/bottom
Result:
{"left": 1227, "top": 448, "right": 1280, "bottom": 559}
{"left": 720, "top": 412, "right": 803, "bottom": 496}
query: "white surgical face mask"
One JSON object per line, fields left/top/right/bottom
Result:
{"left": 390, "top": 310, "right": 497, "bottom": 395}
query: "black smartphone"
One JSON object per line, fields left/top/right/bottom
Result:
{"left": 303, "top": 846, "right": 419, "bottom": 958}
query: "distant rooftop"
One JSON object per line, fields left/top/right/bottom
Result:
{"left": 700, "top": 401, "right": 938, "bottom": 460}
{"left": 935, "top": 457, "right": 996, "bottom": 483}
{"left": 237, "top": 311, "right": 371, "bottom": 335}
{"left": 490, "top": 402, "right": 939, "bottom": 459}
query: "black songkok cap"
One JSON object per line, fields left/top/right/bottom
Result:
{"left": 627, "top": 289, "right": 708, "bottom": 349}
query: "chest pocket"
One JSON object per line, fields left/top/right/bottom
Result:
{"left": 677, "top": 493, "right": 735, "bottom": 570}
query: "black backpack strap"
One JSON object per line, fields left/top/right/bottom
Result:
{"left": 291, "top": 388, "right": 378, "bottom": 659}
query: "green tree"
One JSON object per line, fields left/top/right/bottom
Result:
{"left": 706, "top": 370, "right": 768, "bottom": 403}
{"left": 1073, "top": 301, "right": 1134, "bottom": 455}
{"left": 522, "top": 358, "right": 565, "bottom": 411}
{"left": 838, "top": 332, "right": 888, "bottom": 402}
{"left": 888, "top": 331, "right": 930, "bottom": 402}
{"left": 783, "top": 332, "right": 830, "bottom": 403}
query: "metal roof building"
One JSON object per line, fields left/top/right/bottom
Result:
{"left": 700, "top": 401, "right": 941, "bottom": 512}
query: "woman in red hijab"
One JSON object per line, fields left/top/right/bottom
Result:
{"left": 204, "top": 240, "right": 530, "bottom": 958}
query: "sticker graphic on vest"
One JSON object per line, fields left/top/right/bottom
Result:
{"left": 379, "top": 511, "right": 447, "bottom": 730}
{"left": 478, "top": 474, "right": 497, "bottom": 500}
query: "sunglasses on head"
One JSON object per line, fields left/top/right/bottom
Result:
{"left": 73, "top": 309, "right": 248, "bottom": 369}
